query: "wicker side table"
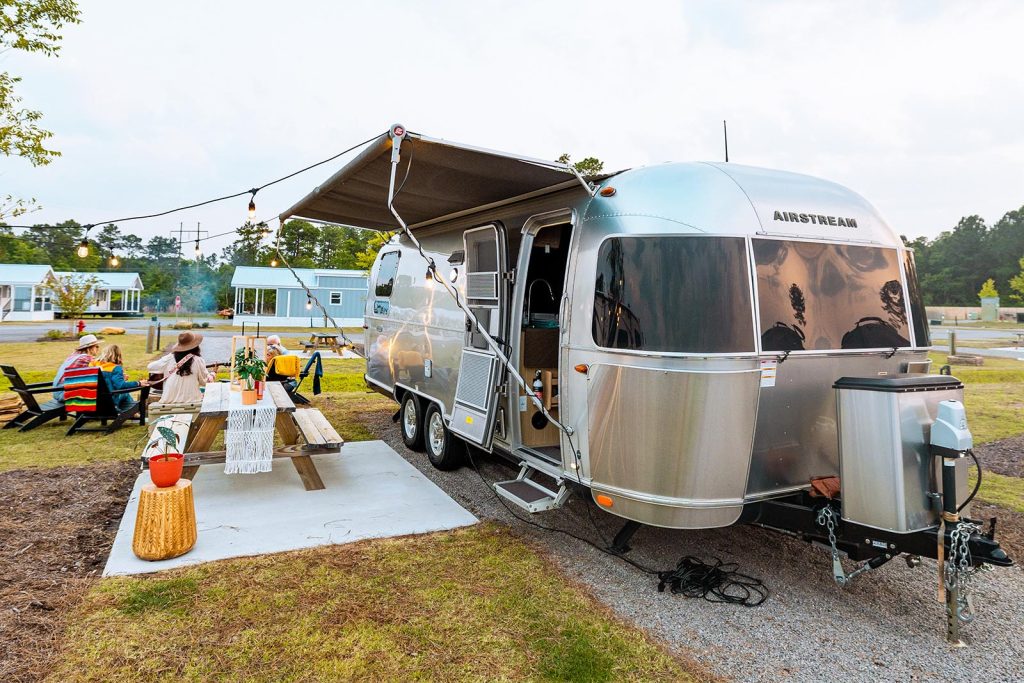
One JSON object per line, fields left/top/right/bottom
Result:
{"left": 132, "top": 479, "right": 197, "bottom": 561}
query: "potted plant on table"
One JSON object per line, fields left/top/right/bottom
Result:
{"left": 234, "top": 348, "right": 267, "bottom": 405}
{"left": 146, "top": 424, "right": 186, "bottom": 488}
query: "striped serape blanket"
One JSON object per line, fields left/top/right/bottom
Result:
{"left": 62, "top": 366, "right": 100, "bottom": 413}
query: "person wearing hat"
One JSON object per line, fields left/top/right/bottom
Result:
{"left": 52, "top": 334, "right": 102, "bottom": 402}
{"left": 147, "top": 331, "right": 215, "bottom": 404}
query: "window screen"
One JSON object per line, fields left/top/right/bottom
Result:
{"left": 592, "top": 236, "right": 754, "bottom": 353}
{"left": 753, "top": 240, "right": 911, "bottom": 351}
{"left": 375, "top": 251, "right": 401, "bottom": 297}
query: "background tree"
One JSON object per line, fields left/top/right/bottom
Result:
{"left": 0, "top": 0, "right": 81, "bottom": 166}
{"left": 557, "top": 153, "right": 605, "bottom": 176}
{"left": 978, "top": 278, "right": 999, "bottom": 300}
{"left": 45, "top": 272, "right": 97, "bottom": 332}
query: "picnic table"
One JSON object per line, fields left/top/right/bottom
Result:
{"left": 306, "top": 332, "right": 344, "bottom": 354}
{"left": 169, "top": 381, "right": 342, "bottom": 490}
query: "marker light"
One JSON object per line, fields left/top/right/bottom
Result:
{"left": 595, "top": 494, "right": 614, "bottom": 508}
{"left": 77, "top": 239, "right": 89, "bottom": 258}
{"left": 599, "top": 186, "right": 617, "bottom": 197}
{"left": 574, "top": 364, "right": 589, "bottom": 374}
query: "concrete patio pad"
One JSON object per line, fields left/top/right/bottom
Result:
{"left": 104, "top": 440, "right": 478, "bottom": 576}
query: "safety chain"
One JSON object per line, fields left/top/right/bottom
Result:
{"left": 816, "top": 506, "right": 875, "bottom": 587}
{"left": 945, "top": 520, "right": 980, "bottom": 623}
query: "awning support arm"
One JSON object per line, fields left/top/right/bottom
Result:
{"left": 385, "top": 124, "right": 575, "bottom": 438}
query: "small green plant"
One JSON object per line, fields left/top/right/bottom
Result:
{"left": 199, "top": 321, "right": 210, "bottom": 329}
{"left": 978, "top": 278, "right": 999, "bottom": 299}
{"left": 234, "top": 348, "right": 266, "bottom": 390}
{"left": 44, "top": 329, "right": 64, "bottom": 340}
{"left": 146, "top": 422, "right": 184, "bottom": 461}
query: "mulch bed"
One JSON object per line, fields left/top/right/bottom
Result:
{"left": 0, "top": 461, "right": 138, "bottom": 683}
{"left": 975, "top": 436, "right": 1024, "bottom": 479}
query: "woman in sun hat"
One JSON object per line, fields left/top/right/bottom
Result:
{"left": 147, "top": 331, "right": 215, "bottom": 404}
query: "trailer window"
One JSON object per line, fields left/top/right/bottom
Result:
{"left": 592, "top": 236, "right": 754, "bottom": 353}
{"left": 904, "top": 251, "right": 930, "bottom": 346}
{"left": 375, "top": 251, "right": 401, "bottom": 297}
{"left": 753, "top": 240, "right": 911, "bottom": 351}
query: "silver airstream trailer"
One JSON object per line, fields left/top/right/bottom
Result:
{"left": 281, "top": 125, "right": 1010, "bottom": 640}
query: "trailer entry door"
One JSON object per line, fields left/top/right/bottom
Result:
{"left": 449, "top": 225, "right": 505, "bottom": 449}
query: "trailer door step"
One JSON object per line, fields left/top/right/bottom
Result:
{"left": 494, "top": 464, "right": 571, "bottom": 513}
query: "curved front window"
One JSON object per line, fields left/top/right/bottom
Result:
{"left": 753, "top": 239, "right": 911, "bottom": 351}
{"left": 592, "top": 236, "right": 755, "bottom": 353}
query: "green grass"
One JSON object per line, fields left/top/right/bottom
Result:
{"left": 971, "top": 468, "right": 1024, "bottom": 513}
{"left": 48, "top": 525, "right": 705, "bottom": 683}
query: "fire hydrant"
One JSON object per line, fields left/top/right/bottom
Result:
{"left": 76, "top": 319, "right": 86, "bottom": 335}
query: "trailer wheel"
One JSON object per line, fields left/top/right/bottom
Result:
{"left": 399, "top": 393, "right": 425, "bottom": 451}
{"left": 424, "top": 403, "right": 463, "bottom": 471}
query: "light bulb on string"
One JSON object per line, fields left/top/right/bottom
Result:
{"left": 270, "top": 258, "right": 278, "bottom": 267}
{"left": 248, "top": 189, "right": 258, "bottom": 220}
{"left": 77, "top": 238, "right": 89, "bottom": 258}
{"left": 305, "top": 296, "right": 313, "bottom": 310}
{"left": 194, "top": 239, "right": 202, "bottom": 258}
{"left": 109, "top": 254, "right": 120, "bottom": 267}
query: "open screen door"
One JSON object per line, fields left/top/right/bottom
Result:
{"left": 448, "top": 225, "right": 505, "bottom": 449}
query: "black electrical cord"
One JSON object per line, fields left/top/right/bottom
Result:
{"left": 958, "top": 448, "right": 982, "bottom": 513}
{"left": 463, "top": 444, "right": 768, "bottom": 606}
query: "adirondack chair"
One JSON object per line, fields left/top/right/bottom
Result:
{"left": 1, "top": 365, "right": 66, "bottom": 432}
{"left": 63, "top": 366, "right": 150, "bottom": 436}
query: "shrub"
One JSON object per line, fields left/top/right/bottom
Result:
{"left": 44, "top": 329, "right": 65, "bottom": 340}
{"left": 199, "top": 321, "right": 210, "bottom": 329}
{"left": 171, "top": 321, "right": 194, "bottom": 330}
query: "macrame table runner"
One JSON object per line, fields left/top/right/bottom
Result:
{"left": 224, "top": 390, "right": 276, "bottom": 474}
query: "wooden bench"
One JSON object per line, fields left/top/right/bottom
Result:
{"left": 147, "top": 400, "right": 203, "bottom": 423}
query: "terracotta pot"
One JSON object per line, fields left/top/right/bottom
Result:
{"left": 150, "top": 453, "right": 184, "bottom": 488}
{"left": 241, "top": 388, "right": 258, "bottom": 405}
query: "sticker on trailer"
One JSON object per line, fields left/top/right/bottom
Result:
{"left": 759, "top": 359, "right": 777, "bottom": 388}
{"left": 373, "top": 300, "right": 390, "bottom": 315}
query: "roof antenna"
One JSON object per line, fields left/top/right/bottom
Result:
{"left": 723, "top": 120, "right": 729, "bottom": 162}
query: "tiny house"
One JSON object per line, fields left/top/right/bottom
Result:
{"left": 231, "top": 265, "right": 367, "bottom": 327}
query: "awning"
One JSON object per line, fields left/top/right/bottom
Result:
{"left": 279, "top": 127, "right": 590, "bottom": 231}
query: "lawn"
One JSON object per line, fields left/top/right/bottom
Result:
{"left": 48, "top": 524, "right": 705, "bottom": 682}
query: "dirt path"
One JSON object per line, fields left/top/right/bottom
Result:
{"left": 0, "top": 461, "right": 138, "bottom": 683}
{"left": 975, "top": 435, "right": 1024, "bottom": 478}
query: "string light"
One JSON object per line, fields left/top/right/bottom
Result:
{"left": 270, "top": 258, "right": 278, "bottom": 267}
{"left": 77, "top": 238, "right": 89, "bottom": 258}
{"left": 248, "top": 189, "right": 258, "bottom": 220}
{"left": 109, "top": 254, "right": 120, "bottom": 267}
{"left": 194, "top": 239, "right": 202, "bottom": 257}
{"left": 305, "top": 296, "right": 313, "bottom": 310}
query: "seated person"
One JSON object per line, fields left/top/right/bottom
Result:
{"left": 265, "top": 345, "right": 300, "bottom": 389}
{"left": 53, "top": 334, "right": 102, "bottom": 402}
{"left": 266, "top": 334, "right": 288, "bottom": 356}
{"left": 147, "top": 332, "right": 214, "bottom": 405}
{"left": 91, "top": 344, "right": 148, "bottom": 411}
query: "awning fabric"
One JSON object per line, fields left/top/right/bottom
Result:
{"left": 279, "top": 129, "right": 584, "bottom": 231}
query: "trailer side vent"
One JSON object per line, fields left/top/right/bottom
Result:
{"left": 467, "top": 272, "right": 499, "bottom": 300}
{"left": 455, "top": 349, "right": 495, "bottom": 411}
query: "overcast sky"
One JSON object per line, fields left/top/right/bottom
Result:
{"left": 2, "top": 0, "right": 1022, "bottom": 255}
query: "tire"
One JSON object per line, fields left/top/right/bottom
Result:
{"left": 399, "top": 393, "right": 425, "bottom": 451}
{"left": 423, "top": 403, "right": 464, "bottom": 471}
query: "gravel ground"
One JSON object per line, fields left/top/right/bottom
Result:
{"left": 975, "top": 436, "right": 1024, "bottom": 478}
{"left": 364, "top": 410, "right": 1024, "bottom": 682}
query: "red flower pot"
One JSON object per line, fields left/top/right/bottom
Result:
{"left": 150, "top": 453, "right": 184, "bottom": 488}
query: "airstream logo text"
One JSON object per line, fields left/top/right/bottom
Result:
{"left": 773, "top": 210, "right": 857, "bottom": 228}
